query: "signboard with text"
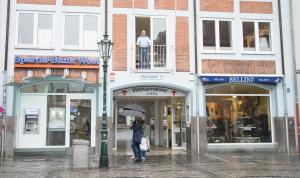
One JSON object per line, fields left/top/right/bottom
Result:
{"left": 114, "top": 87, "right": 186, "bottom": 97}
{"left": 200, "top": 76, "right": 282, "bottom": 84}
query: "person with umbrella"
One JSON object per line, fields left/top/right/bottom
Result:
{"left": 131, "top": 117, "right": 143, "bottom": 162}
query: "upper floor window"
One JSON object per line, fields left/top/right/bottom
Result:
{"left": 17, "top": 12, "right": 53, "bottom": 48}
{"left": 242, "top": 21, "right": 272, "bottom": 52}
{"left": 135, "top": 16, "right": 167, "bottom": 70}
{"left": 202, "top": 19, "right": 233, "bottom": 52}
{"left": 64, "top": 13, "right": 99, "bottom": 50}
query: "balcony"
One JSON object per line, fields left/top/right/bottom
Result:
{"left": 135, "top": 45, "right": 167, "bottom": 70}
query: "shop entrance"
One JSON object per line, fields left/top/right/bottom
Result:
{"left": 112, "top": 86, "right": 188, "bottom": 155}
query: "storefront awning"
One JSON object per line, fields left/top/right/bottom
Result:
{"left": 4, "top": 76, "right": 100, "bottom": 88}
{"left": 199, "top": 75, "right": 283, "bottom": 84}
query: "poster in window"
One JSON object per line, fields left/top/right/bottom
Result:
{"left": 48, "top": 107, "right": 65, "bottom": 129}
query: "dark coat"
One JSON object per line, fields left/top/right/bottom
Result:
{"left": 131, "top": 122, "right": 143, "bottom": 143}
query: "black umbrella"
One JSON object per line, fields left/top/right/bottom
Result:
{"left": 118, "top": 110, "right": 145, "bottom": 117}
{"left": 122, "top": 104, "right": 145, "bottom": 113}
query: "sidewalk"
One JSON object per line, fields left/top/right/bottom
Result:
{"left": 0, "top": 153, "right": 300, "bottom": 178}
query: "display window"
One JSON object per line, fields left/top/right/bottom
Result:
{"left": 206, "top": 84, "right": 272, "bottom": 144}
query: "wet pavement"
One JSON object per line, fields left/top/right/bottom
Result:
{"left": 0, "top": 153, "right": 300, "bottom": 178}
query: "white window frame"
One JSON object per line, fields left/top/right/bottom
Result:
{"left": 62, "top": 13, "right": 100, "bottom": 51}
{"left": 15, "top": 11, "right": 55, "bottom": 49}
{"left": 201, "top": 18, "right": 234, "bottom": 54}
{"left": 134, "top": 15, "right": 169, "bottom": 72}
{"left": 241, "top": 20, "right": 274, "bottom": 54}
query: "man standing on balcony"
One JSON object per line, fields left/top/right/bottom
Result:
{"left": 137, "top": 30, "right": 151, "bottom": 69}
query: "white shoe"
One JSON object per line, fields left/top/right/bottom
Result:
{"left": 142, "top": 157, "right": 146, "bottom": 160}
{"left": 131, "top": 155, "right": 135, "bottom": 159}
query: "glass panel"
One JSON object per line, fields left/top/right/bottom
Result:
{"left": 259, "top": 22, "right": 272, "bottom": 51}
{"left": 47, "top": 95, "right": 66, "bottom": 146}
{"left": 243, "top": 22, "right": 255, "bottom": 50}
{"left": 70, "top": 99, "right": 91, "bottom": 146}
{"left": 203, "top": 20, "right": 216, "bottom": 49}
{"left": 83, "top": 15, "right": 98, "bottom": 49}
{"left": 18, "top": 13, "right": 34, "bottom": 45}
{"left": 135, "top": 17, "right": 151, "bottom": 69}
{"left": 64, "top": 15, "right": 80, "bottom": 46}
{"left": 219, "top": 21, "right": 232, "bottom": 49}
{"left": 153, "top": 18, "right": 166, "bottom": 68}
{"left": 38, "top": 14, "right": 53, "bottom": 46}
{"left": 20, "top": 83, "right": 94, "bottom": 93}
{"left": 173, "top": 101, "right": 183, "bottom": 147}
{"left": 206, "top": 84, "right": 269, "bottom": 95}
{"left": 206, "top": 96, "right": 271, "bottom": 143}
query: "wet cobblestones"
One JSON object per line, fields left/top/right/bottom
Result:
{"left": 0, "top": 153, "right": 300, "bottom": 177}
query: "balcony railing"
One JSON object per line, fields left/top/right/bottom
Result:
{"left": 135, "top": 45, "right": 167, "bottom": 70}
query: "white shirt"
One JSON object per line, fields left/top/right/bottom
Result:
{"left": 136, "top": 36, "right": 151, "bottom": 48}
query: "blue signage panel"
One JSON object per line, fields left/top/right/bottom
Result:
{"left": 14, "top": 55, "right": 100, "bottom": 65}
{"left": 200, "top": 76, "right": 282, "bottom": 84}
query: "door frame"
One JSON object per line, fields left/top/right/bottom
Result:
{"left": 65, "top": 94, "right": 96, "bottom": 148}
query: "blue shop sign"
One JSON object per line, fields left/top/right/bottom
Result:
{"left": 200, "top": 76, "right": 282, "bottom": 84}
{"left": 14, "top": 55, "right": 100, "bottom": 65}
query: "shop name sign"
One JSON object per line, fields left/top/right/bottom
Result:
{"left": 15, "top": 55, "right": 100, "bottom": 65}
{"left": 114, "top": 87, "right": 186, "bottom": 97}
{"left": 200, "top": 76, "right": 282, "bottom": 84}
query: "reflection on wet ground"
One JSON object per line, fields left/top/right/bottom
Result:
{"left": 0, "top": 153, "right": 300, "bottom": 177}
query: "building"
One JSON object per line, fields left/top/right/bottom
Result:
{"left": 1, "top": 0, "right": 297, "bottom": 156}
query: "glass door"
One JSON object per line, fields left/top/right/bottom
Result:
{"left": 69, "top": 99, "right": 92, "bottom": 147}
{"left": 172, "top": 98, "right": 186, "bottom": 149}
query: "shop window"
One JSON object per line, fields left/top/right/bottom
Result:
{"left": 242, "top": 21, "right": 272, "bottom": 52}
{"left": 206, "top": 84, "right": 272, "bottom": 144}
{"left": 202, "top": 19, "right": 233, "bottom": 51}
{"left": 17, "top": 12, "right": 53, "bottom": 48}
{"left": 47, "top": 95, "right": 66, "bottom": 146}
{"left": 135, "top": 16, "right": 167, "bottom": 70}
{"left": 64, "top": 14, "right": 99, "bottom": 50}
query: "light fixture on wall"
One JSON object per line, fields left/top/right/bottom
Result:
{"left": 81, "top": 71, "right": 87, "bottom": 81}
{"left": 63, "top": 69, "right": 69, "bottom": 78}
{"left": 43, "top": 68, "right": 51, "bottom": 78}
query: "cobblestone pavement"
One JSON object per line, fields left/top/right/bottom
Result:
{"left": 0, "top": 153, "right": 300, "bottom": 178}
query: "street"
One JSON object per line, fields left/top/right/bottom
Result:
{"left": 0, "top": 153, "right": 300, "bottom": 178}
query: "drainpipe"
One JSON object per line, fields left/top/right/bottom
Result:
{"left": 193, "top": 0, "right": 200, "bottom": 154}
{"left": 289, "top": 0, "right": 299, "bottom": 152}
{"left": 4, "top": 0, "right": 10, "bottom": 71}
{"left": 278, "top": 0, "right": 290, "bottom": 153}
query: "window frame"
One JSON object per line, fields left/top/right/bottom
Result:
{"left": 15, "top": 11, "right": 55, "bottom": 49}
{"left": 134, "top": 15, "right": 170, "bottom": 72}
{"left": 62, "top": 13, "right": 100, "bottom": 51}
{"left": 241, "top": 20, "right": 274, "bottom": 54}
{"left": 201, "top": 18, "right": 234, "bottom": 54}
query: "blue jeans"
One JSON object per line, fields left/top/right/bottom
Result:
{"left": 139, "top": 47, "right": 149, "bottom": 69}
{"left": 132, "top": 142, "right": 142, "bottom": 160}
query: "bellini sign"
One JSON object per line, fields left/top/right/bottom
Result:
{"left": 14, "top": 55, "right": 100, "bottom": 65}
{"left": 200, "top": 76, "right": 282, "bottom": 84}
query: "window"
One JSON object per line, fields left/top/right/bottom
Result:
{"left": 17, "top": 12, "right": 53, "bottom": 48}
{"left": 242, "top": 21, "right": 272, "bottom": 52}
{"left": 202, "top": 19, "right": 233, "bottom": 51}
{"left": 64, "top": 14, "right": 99, "bottom": 49}
{"left": 206, "top": 84, "right": 272, "bottom": 144}
{"left": 135, "top": 16, "right": 167, "bottom": 70}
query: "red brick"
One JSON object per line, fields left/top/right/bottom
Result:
{"left": 17, "top": 0, "right": 56, "bottom": 5}
{"left": 134, "top": 0, "right": 147, "bottom": 9}
{"left": 200, "top": 0, "right": 233, "bottom": 12}
{"left": 240, "top": 1, "right": 273, "bottom": 14}
{"left": 63, "top": 0, "right": 100, "bottom": 7}
{"left": 155, "top": 0, "right": 175, "bottom": 10}
{"left": 176, "top": 0, "right": 188, "bottom": 10}
{"left": 176, "top": 17, "right": 190, "bottom": 72}
{"left": 113, "top": 0, "right": 133, "bottom": 8}
{"left": 113, "top": 14, "right": 127, "bottom": 71}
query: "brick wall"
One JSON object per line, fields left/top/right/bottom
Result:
{"left": 155, "top": 0, "right": 175, "bottom": 10}
{"left": 240, "top": 1, "right": 273, "bottom": 14}
{"left": 176, "top": 17, "right": 190, "bottom": 72}
{"left": 63, "top": 0, "right": 100, "bottom": 7}
{"left": 112, "top": 14, "right": 127, "bottom": 71}
{"left": 113, "top": 0, "right": 133, "bottom": 8}
{"left": 134, "top": 0, "right": 148, "bottom": 9}
{"left": 202, "top": 59, "right": 276, "bottom": 74}
{"left": 176, "top": 0, "right": 188, "bottom": 10}
{"left": 200, "top": 0, "right": 234, "bottom": 12}
{"left": 17, "top": 0, "right": 56, "bottom": 5}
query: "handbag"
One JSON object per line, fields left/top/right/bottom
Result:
{"left": 140, "top": 136, "right": 150, "bottom": 151}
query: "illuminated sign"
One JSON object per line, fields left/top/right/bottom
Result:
{"left": 14, "top": 55, "right": 100, "bottom": 65}
{"left": 200, "top": 76, "right": 282, "bottom": 84}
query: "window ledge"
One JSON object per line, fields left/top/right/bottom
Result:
{"left": 201, "top": 50, "right": 236, "bottom": 54}
{"left": 15, "top": 46, "right": 55, "bottom": 50}
{"left": 61, "top": 47, "right": 98, "bottom": 51}
{"left": 241, "top": 51, "right": 275, "bottom": 55}
{"left": 133, "top": 69, "right": 172, "bottom": 73}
